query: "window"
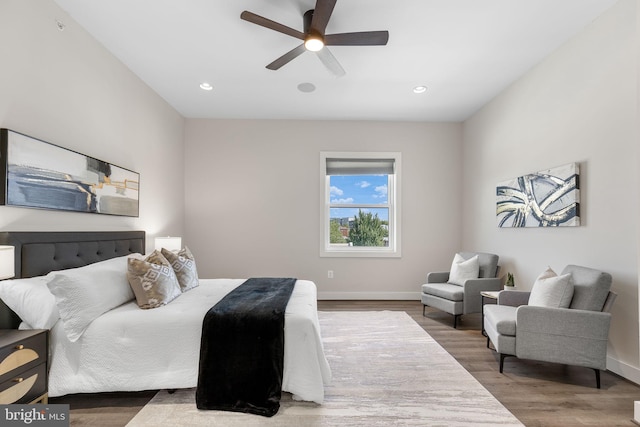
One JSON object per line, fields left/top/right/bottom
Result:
{"left": 320, "top": 152, "right": 401, "bottom": 257}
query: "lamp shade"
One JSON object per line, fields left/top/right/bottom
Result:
{"left": 0, "top": 246, "right": 15, "bottom": 280}
{"left": 154, "top": 236, "right": 182, "bottom": 252}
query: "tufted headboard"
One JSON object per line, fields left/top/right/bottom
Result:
{"left": 0, "top": 230, "right": 145, "bottom": 328}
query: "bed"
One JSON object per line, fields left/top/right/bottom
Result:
{"left": 0, "top": 231, "right": 331, "bottom": 406}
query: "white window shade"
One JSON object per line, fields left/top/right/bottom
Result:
{"left": 325, "top": 158, "right": 395, "bottom": 175}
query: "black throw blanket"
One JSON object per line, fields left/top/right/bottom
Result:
{"left": 196, "top": 277, "right": 296, "bottom": 417}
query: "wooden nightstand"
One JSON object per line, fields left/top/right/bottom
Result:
{"left": 0, "top": 329, "right": 48, "bottom": 404}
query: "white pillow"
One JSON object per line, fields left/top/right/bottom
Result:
{"left": 528, "top": 267, "right": 574, "bottom": 308}
{"left": 47, "top": 255, "right": 136, "bottom": 342}
{"left": 448, "top": 254, "right": 479, "bottom": 286}
{"left": 0, "top": 276, "right": 60, "bottom": 329}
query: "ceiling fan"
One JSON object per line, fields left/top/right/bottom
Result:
{"left": 240, "top": 0, "right": 389, "bottom": 76}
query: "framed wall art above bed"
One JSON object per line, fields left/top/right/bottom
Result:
{"left": 0, "top": 129, "right": 139, "bottom": 217}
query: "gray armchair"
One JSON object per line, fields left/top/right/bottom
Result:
{"left": 483, "top": 265, "right": 616, "bottom": 388}
{"left": 421, "top": 252, "right": 501, "bottom": 328}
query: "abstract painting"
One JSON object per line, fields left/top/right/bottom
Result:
{"left": 0, "top": 129, "right": 139, "bottom": 217}
{"left": 496, "top": 162, "right": 580, "bottom": 227}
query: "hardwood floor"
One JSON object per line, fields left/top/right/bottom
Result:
{"left": 51, "top": 301, "right": 640, "bottom": 426}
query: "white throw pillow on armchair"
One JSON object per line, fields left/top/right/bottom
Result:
{"left": 528, "top": 267, "right": 574, "bottom": 308}
{"left": 448, "top": 254, "right": 479, "bottom": 286}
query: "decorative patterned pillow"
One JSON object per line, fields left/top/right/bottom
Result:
{"left": 528, "top": 267, "right": 574, "bottom": 308}
{"left": 161, "top": 246, "right": 199, "bottom": 292}
{"left": 127, "top": 251, "right": 182, "bottom": 309}
{"left": 448, "top": 254, "right": 479, "bottom": 286}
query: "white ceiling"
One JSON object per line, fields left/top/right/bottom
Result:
{"left": 53, "top": 0, "right": 618, "bottom": 122}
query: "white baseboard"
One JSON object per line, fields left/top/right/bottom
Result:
{"left": 607, "top": 355, "right": 640, "bottom": 386}
{"left": 318, "top": 292, "right": 421, "bottom": 300}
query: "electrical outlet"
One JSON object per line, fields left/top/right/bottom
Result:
{"left": 327, "top": 270, "right": 334, "bottom": 279}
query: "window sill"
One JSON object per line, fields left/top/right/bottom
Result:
{"left": 320, "top": 248, "right": 401, "bottom": 258}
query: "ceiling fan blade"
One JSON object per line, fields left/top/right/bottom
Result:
{"left": 315, "top": 47, "right": 345, "bottom": 77}
{"left": 310, "top": 0, "right": 336, "bottom": 35}
{"left": 266, "top": 44, "right": 307, "bottom": 70}
{"left": 240, "top": 11, "right": 305, "bottom": 40}
{"left": 325, "top": 31, "right": 389, "bottom": 46}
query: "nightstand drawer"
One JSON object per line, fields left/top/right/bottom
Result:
{"left": 0, "top": 363, "right": 47, "bottom": 404}
{"left": 0, "top": 331, "right": 47, "bottom": 384}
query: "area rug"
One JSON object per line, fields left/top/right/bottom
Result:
{"left": 126, "top": 311, "right": 523, "bottom": 426}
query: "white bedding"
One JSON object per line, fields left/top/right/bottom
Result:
{"left": 46, "top": 279, "right": 332, "bottom": 403}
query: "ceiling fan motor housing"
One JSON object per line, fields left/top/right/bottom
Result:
{"left": 303, "top": 9, "right": 316, "bottom": 34}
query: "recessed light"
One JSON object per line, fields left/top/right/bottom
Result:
{"left": 413, "top": 85, "right": 427, "bottom": 94}
{"left": 297, "top": 82, "right": 316, "bottom": 93}
{"left": 199, "top": 82, "right": 213, "bottom": 91}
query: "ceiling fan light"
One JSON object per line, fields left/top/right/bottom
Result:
{"left": 305, "top": 36, "right": 324, "bottom": 52}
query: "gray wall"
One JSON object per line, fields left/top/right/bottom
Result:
{"left": 463, "top": 0, "right": 639, "bottom": 381}
{"left": 0, "top": 0, "right": 185, "bottom": 251}
{"left": 184, "top": 119, "right": 462, "bottom": 299}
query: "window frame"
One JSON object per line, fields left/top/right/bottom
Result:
{"left": 320, "top": 151, "right": 401, "bottom": 258}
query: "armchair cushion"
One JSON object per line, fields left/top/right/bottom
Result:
{"left": 468, "top": 252, "right": 499, "bottom": 278}
{"left": 484, "top": 305, "right": 517, "bottom": 336}
{"left": 427, "top": 271, "right": 450, "bottom": 283}
{"left": 528, "top": 267, "right": 573, "bottom": 308}
{"left": 448, "top": 254, "right": 479, "bottom": 286}
{"left": 421, "top": 283, "right": 464, "bottom": 301}
{"left": 497, "top": 290, "right": 530, "bottom": 307}
{"left": 563, "top": 265, "right": 612, "bottom": 311}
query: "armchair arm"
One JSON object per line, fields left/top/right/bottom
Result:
{"left": 498, "top": 290, "right": 530, "bottom": 307}
{"left": 462, "top": 277, "right": 502, "bottom": 314}
{"left": 427, "top": 271, "right": 449, "bottom": 283}
{"left": 516, "top": 306, "right": 612, "bottom": 369}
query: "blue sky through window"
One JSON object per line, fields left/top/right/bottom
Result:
{"left": 329, "top": 174, "right": 389, "bottom": 221}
